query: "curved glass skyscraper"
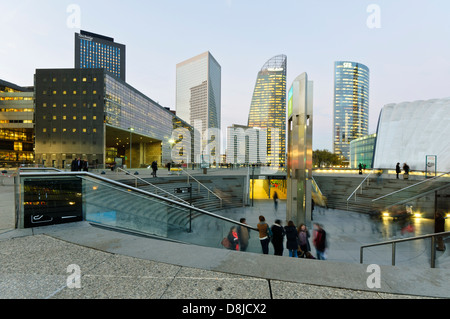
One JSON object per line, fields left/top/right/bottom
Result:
{"left": 248, "top": 55, "right": 287, "bottom": 166}
{"left": 333, "top": 61, "right": 369, "bottom": 163}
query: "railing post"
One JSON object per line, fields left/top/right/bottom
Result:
{"left": 360, "top": 247, "right": 364, "bottom": 264}
{"left": 431, "top": 236, "right": 436, "bottom": 268}
{"left": 392, "top": 242, "right": 396, "bottom": 266}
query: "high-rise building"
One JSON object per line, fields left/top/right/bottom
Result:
{"left": 333, "top": 61, "right": 369, "bottom": 162}
{"left": 248, "top": 54, "right": 287, "bottom": 167}
{"left": 176, "top": 51, "right": 221, "bottom": 163}
{"left": 75, "top": 30, "right": 126, "bottom": 81}
{"left": 0, "top": 79, "right": 34, "bottom": 166}
{"left": 226, "top": 124, "right": 266, "bottom": 165}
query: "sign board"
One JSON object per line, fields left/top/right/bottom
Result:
{"left": 23, "top": 177, "right": 83, "bottom": 228}
{"left": 174, "top": 187, "right": 192, "bottom": 194}
{"left": 425, "top": 155, "right": 437, "bottom": 178}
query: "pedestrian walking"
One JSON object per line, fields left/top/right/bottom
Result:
{"left": 271, "top": 219, "right": 285, "bottom": 256}
{"left": 237, "top": 218, "right": 250, "bottom": 252}
{"left": 257, "top": 215, "right": 271, "bottom": 254}
{"left": 227, "top": 226, "right": 239, "bottom": 251}
{"left": 284, "top": 221, "right": 299, "bottom": 258}
{"left": 151, "top": 161, "right": 158, "bottom": 177}
{"left": 297, "top": 224, "right": 312, "bottom": 258}
{"left": 313, "top": 223, "right": 327, "bottom": 260}
{"left": 403, "top": 163, "right": 410, "bottom": 179}
{"left": 273, "top": 191, "right": 279, "bottom": 212}
{"left": 396, "top": 163, "right": 401, "bottom": 179}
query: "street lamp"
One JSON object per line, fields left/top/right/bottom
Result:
{"left": 129, "top": 128, "right": 134, "bottom": 169}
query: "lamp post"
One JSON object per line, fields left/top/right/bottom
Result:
{"left": 129, "top": 128, "right": 134, "bottom": 169}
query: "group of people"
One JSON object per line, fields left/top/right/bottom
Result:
{"left": 225, "top": 216, "right": 329, "bottom": 260}
{"left": 71, "top": 157, "right": 89, "bottom": 172}
{"left": 395, "top": 162, "right": 410, "bottom": 179}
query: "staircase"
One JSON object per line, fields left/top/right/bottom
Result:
{"left": 118, "top": 175, "right": 246, "bottom": 213}
{"left": 312, "top": 174, "right": 448, "bottom": 214}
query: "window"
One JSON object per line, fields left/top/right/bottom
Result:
{"left": 73, "top": 116, "right": 77, "bottom": 120}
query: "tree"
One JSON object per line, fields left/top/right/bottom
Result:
{"left": 313, "top": 149, "right": 344, "bottom": 168}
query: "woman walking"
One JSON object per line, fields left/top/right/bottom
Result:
{"left": 284, "top": 221, "right": 299, "bottom": 258}
{"left": 297, "top": 224, "right": 312, "bottom": 258}
{"left": 257, "top": 215, "right": 271, "bottom": 254}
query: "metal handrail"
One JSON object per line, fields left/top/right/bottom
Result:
{"left": 116, "top": 167, "right": 191, "bottom": 206}
{"left": 347, "top": 170, "right": 375, "bottom": 202}
{"left": 372, "top": 170, "right": 450, "bottom": 202}
{"left": 181, "top": 169, "right": 223, "bottom": 208}
{"left": 360, "top": 231, "right": 450, "bottom": 268}
{"left": 16, "top": 170, "right": 251, "bottom": 230}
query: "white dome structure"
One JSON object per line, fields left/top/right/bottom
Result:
{"left": 373, "top": 98, "right": 450, "bottom": 172}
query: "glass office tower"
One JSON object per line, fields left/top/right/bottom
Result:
{"left": 248, "top": 54, "right": 287, "bottom": 167}
{"left": 176, "top": 51, "right": 221, "bottom": 163}
{"left": 75, "top": 30, "right": 126, "bottom": 81}
{"left": 333, "top": 61, "right": 369, "bottom": 163}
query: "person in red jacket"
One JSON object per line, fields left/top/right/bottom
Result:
{"left": 227, "top": 226, "right": 239, "bottom": 251}
{"left": 313, "top": 223, "right": 327, "bottom": 260}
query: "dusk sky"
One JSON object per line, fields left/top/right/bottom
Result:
{"left": 2, "top": 0, "right": 450, "bottom": 152}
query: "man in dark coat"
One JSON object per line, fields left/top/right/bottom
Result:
{"left": 271, "top": 219, "right": 285, "bottom": 256}
{"left": 396, "top": 163, "right": 401, "bottom": 179}
{"left": 151, "top": 161, "right": 158, "bottom": 177}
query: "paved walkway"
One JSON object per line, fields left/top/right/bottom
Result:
{"left": 1, "top": 171, "right": 449, "bottom": 300}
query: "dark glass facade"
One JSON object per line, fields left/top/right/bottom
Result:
{"left": 333, "top": 61, "right": 369, "bottom": 163}
{"left": 247, "top": 55, "right": 287, "bottom": 166}
{"left": 75, "top": 30, "right": 126, "bottom": 81}
{"left": 34, "top": 68, "right": 192, "bottom": 169}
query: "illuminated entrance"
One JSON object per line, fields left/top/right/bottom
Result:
{"left": 105, "top": 126, "right": 162, "bottom": 169}
{"left": 249, "top": 178, "right": 287, "bottom": 200}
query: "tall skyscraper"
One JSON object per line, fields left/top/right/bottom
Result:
{"left": 75, "top": 30, "right": 126, "bottom": 81}
{"left": 333, "top": 61, "right": 369, "bottom": 162}
{"left": 176, "top": 51, "right": 221, "bottom": 162}
{"left": 247, "top": 54, "right": 287, "bottom": 166}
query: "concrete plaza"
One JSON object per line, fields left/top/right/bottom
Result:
{"left": 0, "top": 170, "right": 449, "bottom": 299}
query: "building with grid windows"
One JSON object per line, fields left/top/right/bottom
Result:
{"left": 247, "top": 55, "right": 287, "bottom": 167}
{"left": 0, "top": 79, "right": 34, "bottom": 167}
{"left": 75, "top": 30, "right": 126, "bottom": 81}
{"left": 333, "top": 61, "right": 369, "bottom": 164}
{"left": 226, "top": 124, "right": 267, "bottom": 165}
{"left": 176, "top": 51, "right": 221, "bottom": 163}
{"left": 34, "top": 68, "right": 192, "bottom": 169}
